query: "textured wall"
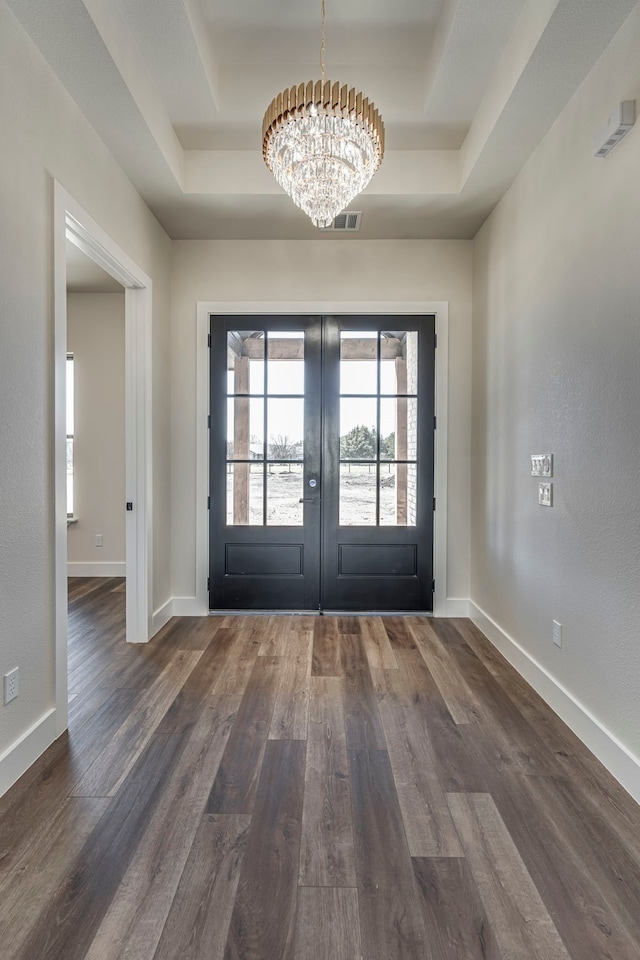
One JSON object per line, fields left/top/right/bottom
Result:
{"left": 472, "top": 6, "right": 640, "bottom": 756}
{"left": 0, "top": 4, "right": 171, "bottom": 761}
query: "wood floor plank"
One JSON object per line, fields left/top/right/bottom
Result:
{"left": 473, "top": 764, "right": 640, "bottom": 960}
{"left": 292, "top": 887, "right": 362, "bottom": 960}
{"left": 412, "top": 858, "right": 503, "bottom": 960}
{"left": 312, "top": 616, "right": 341, "bottom": 676}
{"left": 14, "top": 734, "right": 186, "bottom": 960}
{"left": 257, "top": 615, "right": 291, "bottom": 656}
{"left": 340, "top": 633, "right": 387, "bottom": 751}
{"left": 156, "top": 628, "right": 237, "bottom": 735}
{"left": 299, "top": 678, "right": 356, "bottom": 886}
{"left": 268, "top": 629, "right": 312, "bottom": 740}
{"left": 206, "top": 656, "right": 281, "bottom": 813}
{"left": 348, "top": 748, "right": 428, "bottom": 960}
{"left": 71, "top": 651, "right": 203, "bottom": 797}
{"left": 390, "top": 650, "right": 487, "bottom": 793}
{"left": 408, "top": 619, "right": 488, "bottom": 724}
{"left": 211, "top": 620, "right": 263, "bottom": 696}
{"left": 525, "top": 773, "right": 640, "bottom": 949}
{"left": 155, "top": 615, "right": 226, "bottom": 651}
{"left": 153, "top": 814, "right": 251, "bottom": 960}
{"left": 447, "top": 792, "right": 571, "bottom": 960}
{"left": 448, "top": 643, "right": 563, "bottom": 777}
{"left": 84, "top": 725, "right": 244, "bottom": 960}
{"left": 377, "top": 693, "right": 464, "bottom": 857}
{"left": 223, "top": 739, "right": 306, "bottom": 960}
{"left": 360, "top": 616, "right": 399, "bottom": 670}
{"left": 382, "top": 616, "right": 417, "bottom": 649}
{"left": 429, "top": 618, "right": 468, "bottom": 646}
{"left": 0, "top": 798, "right": 111, "bottom": 959}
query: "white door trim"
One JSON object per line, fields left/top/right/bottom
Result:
{"left": 194, "top": 301, "right": 449, "bottom": 617}
{"left": 54, "top": 182, "right": 153, "bottom": 734}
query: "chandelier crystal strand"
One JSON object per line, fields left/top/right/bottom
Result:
{"left": 262, "top": 2, "right": 384, "bottom": 229}
{"left": 320, "top": 0, "right": 326, "bottom": 81}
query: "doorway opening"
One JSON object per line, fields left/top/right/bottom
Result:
{"left": 53, "top": 182, "right": 152, "bottom": 736}
{"left": 209, "top": 315, "right": 435, "bottom": 612}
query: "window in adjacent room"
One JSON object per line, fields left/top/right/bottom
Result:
{"left": 66, "top": 353, "right": 75, "bottom": 517}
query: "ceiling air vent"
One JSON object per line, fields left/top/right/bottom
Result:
{"left": 321, "top": 211, "right": 362, "bottom": 231}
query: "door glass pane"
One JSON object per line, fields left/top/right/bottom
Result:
{"left": 339, "top": 463, "right": 376, "bottom": 526}
{"left": 380, "top": 398, "right": 417, "bottom": 461}
{"left": 340, "top": 331, "right": 377, "bottom": 394}
{"left": 227, "top": 397, "right": 264, "bottom": 460}
{"left": 340, "top": 398, "right": 378, "bottom": 459}
{"left": 267, "top": 331, "right": 304, "bottom": 394}
{"left": 380, "top": 463, "right": 417, "bottom": 526}
{"left": 227, "top": 331, "right": 264, "bottom": 394}
{"left": 266, "top": 462, "right": 304, "bottom": 525}
{"left": 267, "top": 398, "right": 304, "bottom": 460}
{"left": 226, "top": 463, "right": 264, "bottom": 525}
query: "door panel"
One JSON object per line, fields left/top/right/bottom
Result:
{"left": 320, "top": 316, "right": 434, "bottom": 612}
{"left": 209, "top": 314, "right": 434, "bottom": 612}
{"left": 209, "top": 317, "right": 322, "bottom": 610}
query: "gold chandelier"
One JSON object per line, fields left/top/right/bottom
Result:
{"left": 261, "top": 2, "right": 385, "bottom": 228}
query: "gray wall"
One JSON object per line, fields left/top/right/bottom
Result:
{"left": 472, "top": 5, "right": 640, "bottom": 757}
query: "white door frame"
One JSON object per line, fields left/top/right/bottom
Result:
{"left": 194, "top": 301, "right": 450, "bottom": 617}
{"left": 53, "top": 182, "right": 153, "bottom": 734}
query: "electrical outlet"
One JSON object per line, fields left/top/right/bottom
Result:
{"left": 553, "top": 621, "right": 563, "bottom": 648}
{"left": 4, "top": 667, "right": 19, "bottom": 704}
{"left": 95, "top": 534, "right": 103, "bottom": 547}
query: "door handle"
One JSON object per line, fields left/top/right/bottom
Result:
{"left": 299, "top": 497, "right": 321, "bottom": 503}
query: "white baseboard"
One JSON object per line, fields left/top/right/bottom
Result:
{"left": 172, "top": 596, "right": 208, "bottom": 617}
{"left": 441, "top": 598, "right": 470, "bottom": 617}
{"left": 0, "top": 708, "right": 58, "bottom": 798}
{"left": 469, "top": 601, "right": 640, "bottom": 805}
{"left": 151, "top": 598, "right": 174, "bottom": 636}
{"left": 67, "top": 562, "right": 126, "bottom": 577}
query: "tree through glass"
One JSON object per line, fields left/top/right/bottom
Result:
{"left": 339, "top": 330, "right": 418, "bottom": 526}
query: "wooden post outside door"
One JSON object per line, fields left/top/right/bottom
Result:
{"left": 233, "top": 356, "right": 249, "bottom": 523}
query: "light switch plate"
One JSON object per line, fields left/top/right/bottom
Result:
{"left": 539, "top": 482, "right": 553, "bottom": 506}
{"left": 531, "top": 454, "right": 553, "bottom": 477}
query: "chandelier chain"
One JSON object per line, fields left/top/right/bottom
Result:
{"left": 320, "top": 0, "right": 326, "bottom": 81}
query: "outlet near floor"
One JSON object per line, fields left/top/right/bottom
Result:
{"left": 4, "top": 667, "right": 19, "bottom": 704}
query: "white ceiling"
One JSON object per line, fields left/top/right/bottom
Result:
{"left": 8, "top": 0, "right": 640, "bottom": 239}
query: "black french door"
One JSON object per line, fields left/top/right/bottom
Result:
{"left": 209, "top": 315, "right": 435, "bottom": 612}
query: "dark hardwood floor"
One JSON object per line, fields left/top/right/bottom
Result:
{"left": 1, "top": 577, "right": 640, "bottom": 958}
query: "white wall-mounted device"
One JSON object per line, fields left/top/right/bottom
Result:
{"left": 539, "top": 482, "right": 553, "bottom": 507}
{"left": 531, "top": 454, "right": 553, "bottom": 477}
{"left": 593, "top": 100, "right": 635, "bottom": 157}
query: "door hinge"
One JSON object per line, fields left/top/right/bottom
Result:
{"left": 433, "top": 415, "right": 437, "bottom": 430}
{"left": 207, "top": 496, "right": 210, "bottom": 510}
{"left": 434, "top": 333, "right": 438, "bottom": 348}
{"left": 207, "top": 333, "right": 212, "bottom": 348}
{"left": 126, "top": 502, "right": 133, "bottom": 511}
{"left": 207, "top": 414, "right": 211, "bottom": 429}
{"left": 207, "top": 577, "right": 210, "bottom": 590}
{"left": 432, "top": 578, "right": 436, "bottom": 592}
{"left": 433, "top": 497, "right": 436, "bottom": 511}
